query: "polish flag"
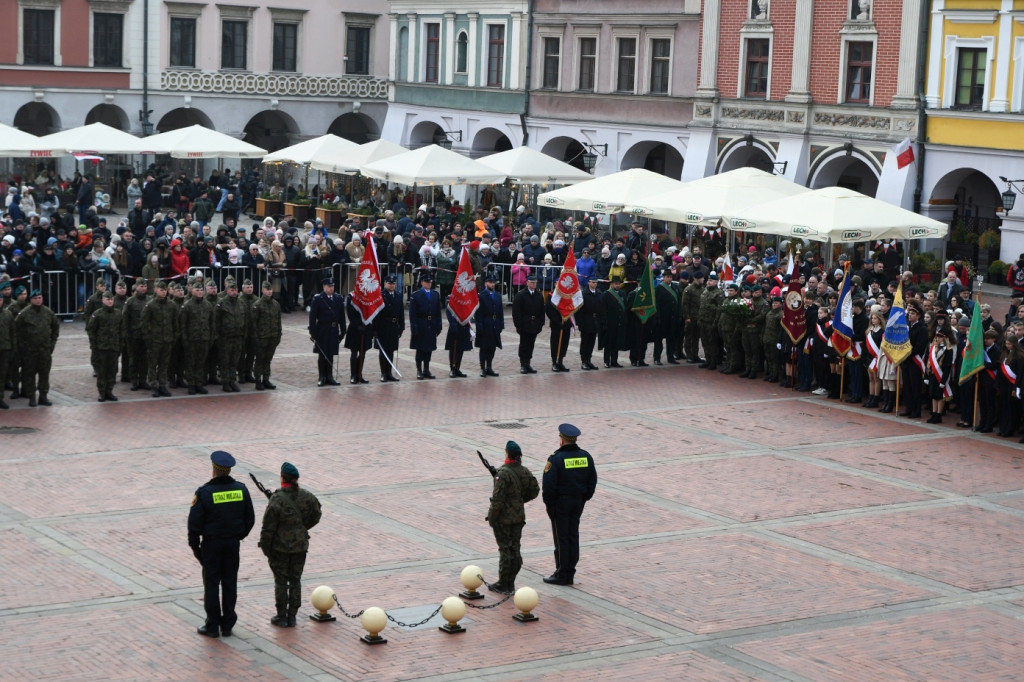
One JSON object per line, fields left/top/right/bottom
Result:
{"left": 895, "top": 137, "right": 915, "bottom": 169}
{"left": 721, "top": 251, "right": 734, "bottom": 283}
{"left": 446, "top": 246, "right": 479, "bottom": 325}
{"left": 351, "top": 232, "right": 384, "bottom": 324}
{"left": 551, "top": 249, "right": 583, "bottom": 321}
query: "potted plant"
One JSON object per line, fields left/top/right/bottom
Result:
{"left": 911, "top": 251, "right": 940, "bottom": 282}
{"left": 987, "top": 260, "right": 1009, "bottom": 284}
{"left": 346, "top": 206, "right": 376, "bottom": 220}
{"left": 315, "top": 201, "right": 343, "bottom": 231}
{"left": 256, "top": 193, "right": 282, "bottom": 219}
{"left": 283, "top": 194, "right": 313, "bottom": 223}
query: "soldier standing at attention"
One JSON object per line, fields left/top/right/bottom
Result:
{"left": 601, "top": 276, "right": 628, "bottom": 368}
{"left": 0, "top": 291, "right": 15, "bottom": 409}
{"left": 542, "top": 424, "right": 597, "bottom": 586}
{"left": 376, "top": 274, "right": 405, "bottom": 382}
{"left": 409, "top": 273, "right": 442, "bottom": 380}
{"left": 344, "top": 292, "right": 373, "bottom": 384}
{"left": 475, "top": 273, "right": 503, "bottom": 377}
{"left": 486, "top": 441, "right": 540, "bottom": 594}
{"left": 15, "top": 289, "right": 60, "bottom": 407}
{"left": 577, "top": 276, "right": 605, "bottom": 371}
{"left": 681, "top": 271, "right": 705, "bottom": 363}
{"left": 216, "top": 278, "right": 247, "bottom": 392}
{"left": 253, "top": 280, "right": 282, "bottom": 390}
{"left": 260, "top": 461, "right": 321, "bottom": 627}
{"left": 88, "top": 291, "right": 122, "bottom": 402}
{"left": 180, "top": 281, "right": 215, "bottom": 395}
{"left": 512, "top": 274, "right": 544, "bottom": 374}
{"left": 188, "top": 450, "right": 255, "bottom": 638}
{"left": 308, "top": 276, "right": 345, "bottom": 386}
{"left": 238, "top": 279, "right": 259, "bottom": 384}
{"left": 698, "top": 272, "right": 725, "bottom": 370}
{"left": 122, "top": 280, "right": 150, "bottom": 391}
{"left": 141, "top": 280, "right": 178, "bottom": 397}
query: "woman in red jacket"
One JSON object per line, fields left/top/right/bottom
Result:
{"left": 169, "top": 239, "right": 190, "bottom": 280}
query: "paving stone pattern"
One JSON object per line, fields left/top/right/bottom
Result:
{"left": 2, "top": 315, "right": 1024, "bottom": 680}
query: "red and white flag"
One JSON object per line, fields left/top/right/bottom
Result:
{"left": 446, "top": 246, "right": 479, "bottom": 325}
{"left": 721, "top": 251, "right": 734, "bottom": 284}
{"left": 351, "top": 232, "right": 384, "bottom": 324}
{"left": 551, "top": 249, "right": 584, "bottom": 321}
{"left": 894, "top": 137, "right": 915, "bottom": 170}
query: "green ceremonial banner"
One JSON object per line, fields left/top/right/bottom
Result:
{"left": 631, "top": 264, "right": 657, "bottom": 323}
{"left": 959, "top": 304, "right": 985, "bottom": 385}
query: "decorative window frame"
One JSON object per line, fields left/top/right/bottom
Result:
{"left": 341, "top": 12, "right": 376, "bottom": 77}
{"left": 89, "top": 0, "right": 133, "bottom": 69}
{"left": 537, "top": 23, "right": 563, "bottom": 91}
{"left": 610, "top": 26, "right": 640, "bottom": 94}
{"left": 418, "top": 18, "right": 442, "bottom": 83}
{"left": 572, "top": 23, "right": 600, "bottom": 93}
{"left": 482, "top": 20, "right": 507, "bottom": 88}
{"left": 18, "top": 0, "right": 62, "bottom": 67}
{"left": 837, "top": 26, "right": 878, "bottom": 105}
{"left": 643, "top": 28, "right": 674, "bottom": 96}
{"left": 166, "top": 2, "right": 204, "bottom": 70}
{"left": 942, "top": 35, "right": 995, "bottom": 110}
{"left": 269, "top": 8, "right": 306, "bottom": 74}
{"left": 737, "top": 24, "right": 774, "bottom": 99}
{"left": 455, "top": 30, "right": 469, "bottom": 75}
{"left": 216, "top": 4, "right": 255, "bottom": 72}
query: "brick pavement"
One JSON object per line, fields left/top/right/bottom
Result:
{"left": 3, "top": 314, "right": 1024, "bottom": 680}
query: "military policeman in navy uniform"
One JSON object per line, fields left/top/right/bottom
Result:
{"left": 188, "top": 450, "right": 256, "bottom": 637}
{"left": 376, "top": 274, "right": 405, "bottom": 382}
{"left": 542, "top": 424, "right": 597, "bottom": 585}
{"left": 308, "top": 276, "right": 346, "bottom": 386}
{"left": 408, "top": 272, "right": 442, "bottom": 379}
{"left": 475, "top": 273, "right": 503, "bottom": 377}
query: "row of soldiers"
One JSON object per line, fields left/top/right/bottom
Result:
{"left": 83, "top": 275, "right": 283, "bottom": 401}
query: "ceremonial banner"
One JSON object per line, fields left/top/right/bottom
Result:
{"left": 881, "top": 282, "right": 911, "bottom": 365}
{"left": 781, "top": 261, "right": 806, "bottom": 343}
{"left": 959, "top": 304, "right": 984, "bottom": 384}
{"left": 446, "top": 246, "right": 479, "bottom": 325}
{"left": 721, "top": 251, "right": 734, "bottom": 283}
{"left": 630, "top": 262, "right": 657, "bottom": 323}
{"left": 830, "top": 263, "right": 853, "bottom": 358}
{"left": 551, "top": 249, "right": 584, "bottom": 321}
{"left": 351, "top": 232, "right": 384, "bottom": 325}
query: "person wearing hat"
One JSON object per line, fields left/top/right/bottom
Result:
{"left": 717, "top": 281, "right": 745, "bottom": 375}
{"left": 181, "top": 280, "right": 216, "bottom": 394}
{"left": 652, "top": 268, "right": 681, "bottom": 366}
{"left": 600, "top": 276, "right": 628, "bottom": 367}
{"left": 926, "top": 326, "right": 954, "bottom": 424}
{"left": 512, "top": 273, "right": 545, "bottom": 374}
{"left": 86, "top": 291, "right": 122, "bottom": 402}
{"left": 14, "top": 288, "right": 59, "bottom": 407}
{"left": 408, "top": 272, "right": 442, "bottom": 380}
{"left": 577, "top": 276, "right": 605, "bottom": 371}
{"left": 0, "top": 288, "right": 14, "bottom": 409}
{"left": 444, "top": 293, "right": 473, "bottom": 378}
{"left": 485, "top": 440, "right": 540, "bottom": 594}
{"left": 697, "top": 272, "right": 725, "bottom": 370}
{"left": 251, "top": 280, "right": 282, "bottom": 390}
{"left": 215, "top": 278, "right": 246, "bottom": 392}
{"left": 680, "top": 269, "right": 704, "bottom": 363}
{"left": 762, "top": 291, "right": 785, "bottom": 383}
{"left": 188, "top": 450, "right": 255, "bottom": 637}
{"left": 900, "top": 300, "right": 928, "bottom": 419}
{"left": 344, "top": 283, "right": 375, "bottom": 385}
{"left": 475, "top": 273, "right": 503, "bottom": 377}
{"left": 373, "top": 274, "right": 404, "bottom": 382}
{"left": 140, "top": 280, "right": 179, "bottom": 397}
{"left": 259, "top": 461, "right": 322, "bottom": 627}
{"left": 309, "top": 276, "right": 346, "bottom": 386}
{"left": 541, "top": 424, "right": 598, "bottom": 585}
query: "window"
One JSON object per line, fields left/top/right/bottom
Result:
{"left": 616, "top": 37, "right": 636, "bottom": 92}
{"left": 487, "top": 25, "right": 505, "bottom": 87}
{"left": 578, "top": 37, "right": 596, "bottom": 91}
{"left": 169, "top": 17, "right": 196, "bottom": 67}
{"left": 955, "top": 47, "right": 986, "bottom": 110}
{"left": 744, "top": 39, "right": 770, "bottom": 97}
{"left": 650, "top": 39, "right": 670, "bottom": 94}
{"left": 272, "top": 23, "right": 297, "bottom": 71}
{"left": 346, "top": 26, "right": 370, "bottom": 75}
{"left": 455, "top": 32, "right": 468, "bottom": 73}
{"left": 23, "top": 9, "right": 55, "bottom": 65}
{"left": 424, "top": 23, "right": 440, "bottom": 83}
{"left": 93, "top": 13, "right": 123, "bottom": 67}
{"left": 845, "top": 42, "right": 872, "bottom": 103}
{"left": 221, "top": 20, "right": 247, "bottom": 69}
{"left": 542, "top": 37, "right": 560, "bottom": 89}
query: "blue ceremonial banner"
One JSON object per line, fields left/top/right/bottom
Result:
{"left": 881, "top": 282, "right": 911, "bottom": 365}
{"left": 830, "top": 263, "right": 853, "bottom": 357}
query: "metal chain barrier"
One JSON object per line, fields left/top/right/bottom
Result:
{"left": 463, "top": 575, "right": 515, "bottom": 609}
{"left": 385, "top": 604, "right": 445, "bottom": 628}
{"left": 332, "top": 593, "right": 365, "bottom": 619}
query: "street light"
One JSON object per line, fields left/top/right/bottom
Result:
{"left": 437, "top": 130, "right": 462, "bottom": 150}
{"left": 1000, "top": 176, "right": 1024, "bottom": 213}
{"left": 581, "top": 143, "right": 607, "bottom": 174}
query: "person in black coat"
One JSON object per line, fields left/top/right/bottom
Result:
{"left": 344, "top": 294, "right": 373, "bottom": 384}
{"left": 546, "top": 299, "right": 573, "bottom": 372}
{"left": 408, "top": 273, "right": 442, "bottom": 379}
{"left": 444, "top": 303, "right": 472, "bottom": 378}
{"left": 475, "top": 273, "right": 503, "bottom": 377}
{"left": 307, "top": 276, "right": 346, "bottom": 386}
{"left": 577, "top": 278, "right": 605, "bottom": 370}
{"left": 901, "top": 301, "right": 929, "bottom": 419}
{"left": 541, "top": 423, "right": 597, "bottom": 586}
{"left": 375, "top": 274, "right": 404, "bottom": 381}
{"left": 512, "top": 275, "right": 545, "bottom": 373}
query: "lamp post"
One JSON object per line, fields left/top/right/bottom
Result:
{"left": 1000, "top": 176, "right": 1024, "bottom": 214}
{"left": 437, "top": 130, "right": 462, "bottom": 150}
{"left": 581, "top": 143, "right": 607, "bottom": 174}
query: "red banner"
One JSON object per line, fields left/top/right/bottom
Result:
{"left": 447, "top": 246, "right": 479, "bottom": 325}
{"left": 351, "top": 232, "right": 384, "bottom": 325}
{"left": 781, "top": 272, "right": 806, "bottom": 344}
{"left": 551, "top": 249, "right": 583, "bottom": 321}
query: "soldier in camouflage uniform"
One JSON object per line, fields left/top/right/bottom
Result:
{"left": 486, "top": 441, "right": 540, "bottom": 594}
{"left": 216, "top": 278, "right": 247, "bottom": 392}
{"left": 15, "top": 289, "right": 60, "bottom": 406}
{"left": 141, "top": 280, "right": 179, "bottom": 397}
{"left": 259, "top": 461, "right": 322, "bottom": 627}
{"left": 681, "top": 270, "right": 704, "bottom": 363}
{"left": 7, "top": 285, "right": 27, "bottom": 399}
{"left": 112, "top": 280, "right": 129, "bottom": 382}
{"left": 0, "top": 291, "right": 15, "bottom": 409}
{"left": 238, "top": 279, "right": 258, "bottom": 383}
{"left": 718, "top": 282, "right": 743, "bottom": 374}
{"left": 698, "top": 272, "right": 724, "bottom": 370}
{"left": 180, "top": 281, "right": 215, "bottom": 394}
{"left": 86, "top": 291, "right": 122, "bottom": 402}
{"left": 253, "top": 280, "right": 282, "bottom": 390}
{"left": 122, "top": 280, "right": 150, "bottom": 390}
{"left": 762, "top": 294, "right": 784, "bottom": 383}
{"left": 204, "top": 280, "right": 220, "bottom": 385}
{"left": 741, "top": 284, "right": 769, "bottom": 379}
{"left": 169, "top": 282, "right": 187, "bottom": 387}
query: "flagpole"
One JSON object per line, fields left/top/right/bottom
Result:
{"left": 894, "top": 365, "right": 901, "bottom": 415}
{"left": 973, "top": 379, "right": 979, "bottom": 430}
{"left": 839, "top": 356, "right": 845, "bottom": 400}
{"left": 557, "top": 327, "right": 564, "bottom": 367}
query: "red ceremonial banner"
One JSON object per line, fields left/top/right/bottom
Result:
{"left": 551, "top": 249, "right": 583, "bottom": 321}
{"left": 351, "top": 232, "right": 384, "bottom": 325}
{"left": 447, "top": 246, "right": 479, "bottom": 325}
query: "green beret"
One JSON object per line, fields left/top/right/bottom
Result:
{"left": 242, "top": 278, "right": 253, "bottom": 286}
{"left": 101, "top": 291, "right": 114, "bottom": 300}
{"left": 14, "top": 285, "right": 26, "bottom": 296}
{"left": 281, "top": 461, "right": 299, "bottom": 478}
{"left": 115, "top": 279, "right": 128, "bottom": 288}
{"left": 0, "top": 280, "right": 11, "bottom": 291}
{"left": 30, "top": 289, "right": 42, "bottom": 297}
{"left": 505, "top": 441, "right": 522, "bottom": 459}
{"left": 154, "top": 280, "right": 168, "bottom": 290}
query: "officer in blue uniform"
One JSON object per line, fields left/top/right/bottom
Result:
{"left": 475, "top": 273, "right": 504, "bottom": 377}
{"left": 188, "top": 450, "right": 256, "bottom": 637}
{"left": 444, "top": 303, "right": 472, "bottom": 378}
{"left": 541, "top": 423, "right": 597, "bottom": 585}
{"left": 376, "top": 274, "right": 405, "bottom": 382}
{"left": 308, "top": 276, "right": 346, "bottom": 386}
{"left": 409, "top": 273, "right": 442, "bottom": 379}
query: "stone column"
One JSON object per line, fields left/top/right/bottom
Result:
{"left": 786, "top": 0, "right": 813, "bottom": 103}
{"left": 696, "top": 0, "right": 721, "bottom": 98}
{"left": 989, "top": 0, "right": 1014, "bottom": 112}
{"left": 467, "top": 13, "right": 479, "bottom": 87}
{"left": 406, "top": 13, "right": 417, "bottom": 83}
{"left": 444, "top": 12, "right": 456, "bottom": 85}
{"left": 891, "top": 0, "right": 924, "bottom": 109}
{"left": 388, "top": 14, "right": 399, "bottom": 82}
{"left": 509, "top": 12, "right": 522, "bottom": 90}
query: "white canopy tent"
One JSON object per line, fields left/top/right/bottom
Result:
{"left": 319, "top": 139, "right": 408, "bottom": 175}
{"left": 622, "top": 167, "right": 810, "bottom": 225}
{"left": 476, "top": 147, "right": 593, "bottom": 185}
{"left": 0, "top": 123, "right": 63, "bottom": 158}
{"left": 261, "top": 134, "right": 360, "bottom": 168}
{"left": 35, "top": 122, "right": 151, "bottom": 155}
{"left": 142, "top": 124, "right": 266, "bottom": 158}
{"left": 730, "top": 186, "right": 948, "bottom": 242}
{"left": 360, "top": 144, "right": 506, "bottom": 186}
{"left": 537, "top": 168, "right": 684, "bottom": 213}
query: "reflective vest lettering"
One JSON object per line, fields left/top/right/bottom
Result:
{"left": 564, "top": 457, "right": 589, "bottom": 469}
{"left": 212, "top": 490, "right": 244, "bottom": 504}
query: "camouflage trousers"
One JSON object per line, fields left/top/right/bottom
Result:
{"left": 491, "top": 522, "right": 525, "bottom": 587}
{"left": 267, "top": 551, "right": 307, "bottom": 617}
{"left": 219, "top": 336, "right": 243, "bottom": 383}
{"left": 147, "top": 341, "right": 172, "bottom": 388}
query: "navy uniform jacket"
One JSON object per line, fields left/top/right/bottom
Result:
{"left": 475, "top": 287, "right": 504, "bottom": 349}
{"left": 409, "top": 285, "right": 442, "bottom": 350}
{"left": 512, "top": 287, "right": 545, "bottom": 335}
{"left": 188, "top": 475, "right": 255, "bottom": 551}
{"left": 444, "top": 306, "right": 473, "bottom": 351}
{"left": 344, "top": 297, "right": 374, "bottom": 351}
{"left": 542, "top": 444, "right": 597, "bottom": 506}
{"left": 375, "top": 289, "right": 405, "bottom": 352}
{"left": 308, "top": 290, "right": 346, "bottom": 355}
{"left": 578, "top": 287, "right": 606, "bottom": 335}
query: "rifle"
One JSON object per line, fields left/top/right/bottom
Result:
{"left": 477, "top": 450, "right": 498, "bottom": 478}
{"left": 249, "top": 472, "right": 273, "bottom": 499}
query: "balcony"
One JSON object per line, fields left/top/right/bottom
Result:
{"left": 161, "top": 70, "right": 388, "bottom": 99}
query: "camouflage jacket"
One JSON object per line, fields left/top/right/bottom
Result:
{"left": 487, "top": 461, "right": 540, "bottom": 526}
{"left": 259, "top": 486, "right": 322, "bottom": 554}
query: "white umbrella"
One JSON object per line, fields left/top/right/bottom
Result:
{"left": 143, "top": 124, "right": 266, "bottom": 158}
{"left": 622, "top": 167, "right": 810, "bottom": 225}
{"left": 537, "top": 167, "right": 684, "bottom": 213}
{"left": 731, "top": 186, "right": 948, "bottom": 241}
{"left": 299, "top": 138, "right": 408, "bottom": 175}
{"left": 477, "top": 147, "right": 593, "bottom": 185}
{"left": 0, "top": 123, "right": 65, "bottom": 158}
{"left": 36, "top": 122, "right": 149, "bottom": 155}
{"left": 261, "top": 134, "right": 360, "bottom": 167}
{"left": 360, "top": 144, "right": 506, "bottom": 186}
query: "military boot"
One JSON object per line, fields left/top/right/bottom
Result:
{"left": 37, "top": 393, "right": 52, "bottom": 406}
